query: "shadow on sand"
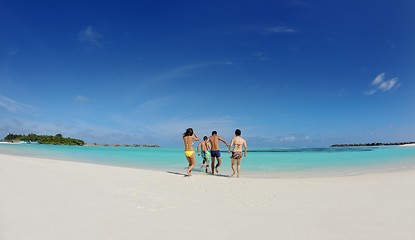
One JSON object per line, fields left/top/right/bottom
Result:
{"left": 166, "top": 170, "right": 230, "bottom": 178}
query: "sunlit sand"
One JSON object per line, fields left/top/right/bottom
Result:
{"left": 1, "top": 153, "right": 414, "bottom": 240}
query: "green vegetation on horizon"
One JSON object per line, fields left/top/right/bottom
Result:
{"left": 4, "top": 133, "right": 85, "bottom": 146}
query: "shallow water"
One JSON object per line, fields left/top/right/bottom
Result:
{"left": 1, "top": 143, "right": 415, "bottom": 178}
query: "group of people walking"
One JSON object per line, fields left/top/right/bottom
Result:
{"left": 183, "top": 128, "right": 248, "bottom": 178}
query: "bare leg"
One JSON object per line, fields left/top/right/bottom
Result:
{"left": 186, "top": 154, "right": 196, "bottom": 176}
{"left": 215, "top": 157, "right": 222, "bottom": 173}
{"left": 211, "top": 157, "right": 216, "bottom": 175}
{"left": 231, "top": 158, "right": 236, "bottom": 177}
{"left": 237, "top": 158, "right": 242, "bottom": 178}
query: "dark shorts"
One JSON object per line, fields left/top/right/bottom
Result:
{"left": 231, "top": 151, "right": 243, "bottom": 160}
{"left": 210, "top": 150, "right": 221, "bottom": 158}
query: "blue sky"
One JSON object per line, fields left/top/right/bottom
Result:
{"left": 1, "top": 0, "right": 414, "bottom": 147}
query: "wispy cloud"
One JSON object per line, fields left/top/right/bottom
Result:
{"left": 254, "top": 52, "right": 270, "bottom": 61}
{"left": 336, "top": 89, "right": 349, "bottom": 97}
{"left": 255, "top": 134, "right": 311, "bottom": 145}
{"left": 0, "top": 118, "right": 150, "bottom": 144}
{"left": 366, "top": 72, "right": 400, "bottom": 95}
{"left": 290, "top": 1, "right": 313, "bottom": 9}
{"left": 154, "top": 63, "right": 208, "bottom": 82}
{"left": 146, "top": 116, "right": 236, "bottom": 139}
{"left": 244, "top": 24, "right": 298, "bottom": 35}
{"left": 279, "top": 135, "right": 309, "bottom": 143}
{"left": 0, "top": 95, "right": 37, "bottom": 114}
{"left": 78, "top": 25, "right": 103, "bottom": 48}
{"left": 75, "top": 95, "right": 90, "bottom": 104}
{"left": 141, "top": 62, "right": 232, "bottom": 88}
{"left": 134, "top": 96, "right": 174, "bottom": 113}
{"left": 7, "top": 48, "right": 19, "bottom": 57}
{"left": 264, "top": 25, "right": 298, "bottom": 34}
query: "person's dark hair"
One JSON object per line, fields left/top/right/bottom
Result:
{"left": 235, "top": 129, "right": 241, "bottom": 136}
{"left": 183, "top": 128, "right": 193, "bottom": 137}
{"left": 212, "top": 131, "right": 217, "bottom": 135}
{"left": 203, "top": 136, "right": 208, "bottom": 141}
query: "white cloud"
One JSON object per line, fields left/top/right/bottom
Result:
{"left": 366, "top": 90, "right": 377, "bottom": 96}
{"left": 378, "top": 77, "right": 398, "bottom": 91}
{"left": 78, "top": 25, "right": 103, "bottom": 48}
{"left": 366, "top": 72, "right": 400, "bottom": 95}
{"left": 372, "top": 72, "right": 385, "bottom": 85}
{"left": 0, "top": 95, "right": 37, "bottom": 114}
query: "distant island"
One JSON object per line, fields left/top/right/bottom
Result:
{"left": 332, "top": 141, "right": 415, "bottom": 147}
{"left": 2, "top": 133, "right": 160, "bottom": 148}
{"left": 4, "top": 133, "right": 85, "bottom": 146}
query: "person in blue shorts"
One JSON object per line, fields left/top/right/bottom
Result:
{"left": 208, "top": 131, "right": 228, "bottom": 175}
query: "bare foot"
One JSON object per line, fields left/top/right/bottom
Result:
{"left": 215, "top": 167, "right": 219, "bottom": 173}
{"left": 230, "top": 172, "right": 235, "bottom": 177}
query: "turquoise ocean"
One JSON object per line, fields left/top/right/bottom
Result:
{"left": 1, "top": 143, "right": 415, "bottom": 178}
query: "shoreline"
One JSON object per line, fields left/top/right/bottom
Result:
{"left": 1, "top": 153, "right": 415, "bottom": 240}
{"left": 1, "top": 144, "right": 415, "bottom": 179}
{"left": 2, "top": 149, "right": 415, "bottom": 179}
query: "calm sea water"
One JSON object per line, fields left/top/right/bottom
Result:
{"left": 1, "top": 143, "right": 415, "bottom": 178}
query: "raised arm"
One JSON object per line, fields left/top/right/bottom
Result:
{"left": 193, "top": 132, "right": 200, "bottom": 141}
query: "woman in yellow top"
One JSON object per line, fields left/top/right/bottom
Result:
{"left": 183, "top": 128, "right": 199, "bottom": 176}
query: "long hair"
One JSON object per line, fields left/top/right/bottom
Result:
{"left": 183, "top": 128, "right": 193, "bottom": 137}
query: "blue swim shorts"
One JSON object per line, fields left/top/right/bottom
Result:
{"left": 210, "top": 150, "right": 221, "bottom": 158}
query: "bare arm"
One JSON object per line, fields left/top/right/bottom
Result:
{"left": 197, "top": 141, "right": 203, "bottom": 155}
{"left": 219, "top": 137, "right": 228, "bottom": 147}
{"left": 228, "top": 138, "right": 234, "bottom": 153}
{"left": 193, "top": 132, "right": 199, "bottom": 141}
{"left": 243, "top": 140, "right": 248, "bottom": 157}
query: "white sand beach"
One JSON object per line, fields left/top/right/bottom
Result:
{"left": 401, "top": 143, "right": 415, "bottom": 147}
{"left": 1, "top": 153, "right": 415, "bottom": 240}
